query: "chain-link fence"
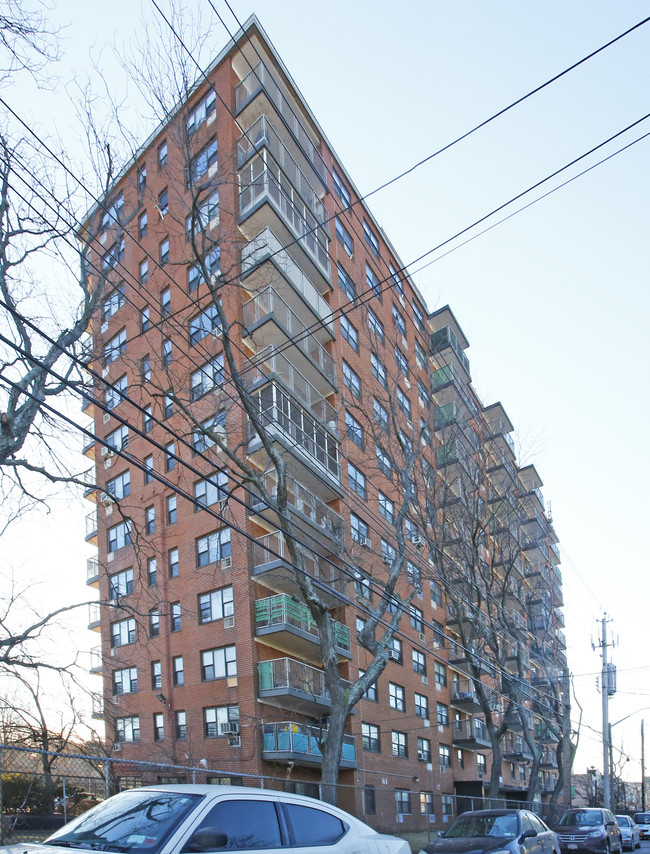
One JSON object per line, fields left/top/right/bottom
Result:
{"left": 0, "top": 743, "right": 565, "bottom": 848}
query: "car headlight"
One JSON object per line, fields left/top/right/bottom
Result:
{"left": 586, "top": 831, "right": 605, "bottom": 838}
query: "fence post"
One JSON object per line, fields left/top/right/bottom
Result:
{"left": 62, "top": 777, "right": 68, "bottom": 824}
{"left": 104, "top": 760, "right": 111, "bottom": 799}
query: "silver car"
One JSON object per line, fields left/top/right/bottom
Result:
{"left": 615, "top": 816, "right": 640, "bottom": 851}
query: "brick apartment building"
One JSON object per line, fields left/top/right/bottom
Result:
{"left": 82, "top": 14, "right": 569, "bottom": 829}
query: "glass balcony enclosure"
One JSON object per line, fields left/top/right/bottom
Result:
{"left": 262, "top": 721, "right": 356, "bottom": 768}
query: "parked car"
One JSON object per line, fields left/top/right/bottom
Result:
{"left": 418, "top": 808, "right": 560, "bottom": 854}
{"left": 0, "top": 784, "right": 411, "bottom": 854}
{"left": 615, "top": 816, "right": 640, "bottom": 851}
{"left": 554, "top": 808, "right": 623, "bottom": 854}
{"left": 633, "top": 813, "right": 650, "bottom": 841}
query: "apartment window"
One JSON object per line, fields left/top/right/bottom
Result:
{"left": 439, "top": 744, "right": 451, "bottom": 768}
{"left": 432, "top": 619, "right": 445, "bottom": 649}
{"left": 108, "top": 520, "right": 132, "bottom": 553}
{"left": 363, "top": 785, "right": 376, "bottom": 816}
{"left": 137, "top": 163, "right": 146, "bottom": 190}
{"left": 111, "top": 618, "right": 136, "bottom": 648}
{"left": 477, "top": 754, "right": 487, "bottom": 774}
{"left": 348, "top": 463, "right": 367, "bottom": 499}
{"left": 162, "top": 338, "right": 172, "bottom": 367}
{"left": 158, "top": 187, "right": 168, "bottom": 215}
{"left": 168, "top": 548, "right": 179, "bottom": 578}
{"left": 141, "top": 308, "right": 150, "bottom": 332}
{"left": 415, "top": 693, "right": 428, "bottom": 719}
{"left": 389, "top": 683, "right": 405, "bottom": 712}
{"left": 159, "top": 238, "right": 170, "bottom": 267}
{"left": 145, "top": 506, "right": 155, "bottom": 535}
{"left": 361, "top": 722, "right": 380, "bottom": 753}
{"left": 420, "top": 792, "right": 434, "bottom": 816}
{"left": 167, "top": 496, "right": 177, "bottom": 525}
{"left": 190, "top": 355, "right": 224, "bottom": 401}
{"left": 342, "top": 361, "right": 361, "bottom": 400}
{"left": 102, "top": 283, "right": 125, "bottom": 321}
{"left": 105, "top": 374, "right": 127, "bottom": 410}
{"left": 170, "top": 602, "right": 181, "bottom": 632}
{"left": 407, "top": 561, "right": 421, "bottom": 589}
{"left": 151, "top": 661, "right": 162, "bottom": 690}
{"left": 410, "top": 605, "right": 424, "bottom": 632}
{"left": 392, "top": 304, "right": 406, "bottom": 336}
{"left": 116, "top": 716, "right": 140, "bottom": 743}
{"left": 175, "top": 711, "right": 187, "bottom": 740}
{"left": 395, "top": 789, "right": 411, "bottom": 815}
{"left": 395, "top": 346, "right": 409, "bottom": 378}
{"left": 345, "top": 411, "right": 363, "bottom": 449}
{"left": 149, "top": 609, "right": 159, "bottom": 638}
{"left": 201, "top": 646, "right": 237, "bottom": 681}
{"left": 397, "top": 387, "right": 411, "bottom": 419}
{"left": 143, "top": 455, "right": 154, "bottom": 485}
{"left": 335, "top": 216, "right": 353, "bottom": 257}
{"left": 359, "top": 669, "right": 377, "bottom": 701}
{"left": 173, "top": 656, "right": 184, "bottom": 686}
{"left": 340, "top": 316, "right": 358, "bottom": 352}
{"left": 163, "top": 395, "right": 173, "bottom": 419}
{"left": 108, "top": 567, "right": 133, "bottom": 599}
{"left": 378, "top": 492, "right": 394, "bottom": 523}
{"left": 437, "top": 702, "right": 449, "bottom": 726}
{"left": 373, "top": 398, "right": 388, "bottom": 430}
{"left": 417, "top": 379, "right": 430, "bottom": 409}
{"left": 356, "top": 616, "right": 366, "bottom": 634}
{"left": 153, "top": 713, "right": 164, "bottom": 742}
{"left": 367, "top": 308, "right": 384, "bottom": 343}
{"left": 186, "top": 191, "right": 220, "bottom": 238}
{"left": 198, "top": 586, "right": 234, "bottom": 624}
{"left": 371, "top": 352, "right": 387, "bottom": 388}
{"left": 332, "top": 168, "right": 351, "bottom": 206}
{"left": 354, "top": 570, "right": 371, "bottom": 600}
{"left": 389, "top": 262, "right": 404, "bottom": 296}
{"left": 107, "top": 470, "right": 130, "bottom": 500}
{"left": 113, "top": 667, "right": 137, "bottom": 696}
{"left": 104, "top": 328, "right": 126, "bottom": 365}
{"left": 147, "top": 557, "right": 157, "bottom": 587}
{"left": 417, "top": 737, "right": 431, "bottom": 762}
{"left": 431, "top": 580, "right": 443, "bottom": 607}
{"left": 412, "top": 649, "right": 426, "bottom": 675}
{"left": 391, "top": 731, "right": 407, "bottom": 758}
{"left": 435, "top": 661, "right": 447, "bottom": 687}
{"left": 442, "top": 795, "right": 454, "bottom": 821}
{"left": 350, "top": 514, "right": 369, "bottom": 545}
{"left": 204, "top": 705, "right": 239, "bottom": 737}
{"left": 196, "top": 528, "right": 231, "bottom": 567}
{"left": 457, "top": 750, "right": 465, "bottom": 769}
{"left": 412, "top": 301, "right": 425, "bottom": 332}
{"left": 161, "top": 287, "right": 171, "bottom": 316}
{"left": 337, "top": 264, "right": 356, "bottom": 302}
{"left": 415, "top": 338, "right": 427, "bottom": 369}
{"left": 376, "top": 446, "right": 392, "bottom": 478}
{"left": 140, "top": 355, "right": 151, "bottom": 384}
{"left": 102, "top": 237, "right": 124, "bottom": 269}
{"left": 187, "top": 138, "right": 218, "bottom": 186}
{"left": 390, "top": 637, "right": 403, "bottom": 663}
{"left": 158, "top": 140, "right": 168, "bottom": 168}
{"left": 365, "top": 263, "right": 381, "bottom": 299}
{"left": 195, "top": 471, "right": 228, "bottom": 508}
{"left": 193, "top": 412, "right": 226, "bottom": 453}
{"left": 187, "top": 89, "right": 216, "bottom": 134}
{"left": 190, "top": 303, "right": 221, "bottom": 345}
{"left": 139, "top": 258, "right": 149, "bottom": 285}
{"left": 362, "top": 220, "right": 379, "bottom": 257}
{"left": 519, "top": 764, "right": 526, "bottom": 781}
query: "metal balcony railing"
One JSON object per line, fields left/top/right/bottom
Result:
{"left": 452, "top": 718, "right": 490, "bottom": 744}
{"left": 255, "top": 594, "right": 350, "bottom": 651}
{"left": 252, "top": 531, "right": 346, "bottom": 596}
{"left": 262, "top": 721, "right": 355, "bottom": 764}
{"left": 87, "top": 556, "right": 99, "bottom": 581}
{"left": 89, "top": 646, "right": 102, "bottom": 673}
{"left": 85, "top": 511, "right": 98, "bottom": 541}
{"left": 430, "top": 326, "right": 471, "bottom": 377}
{"left": 258, "top": 657, "right": 346, "bottom": 704}
{"left": 88, "top": 602, "right": 101, "bottom": 626}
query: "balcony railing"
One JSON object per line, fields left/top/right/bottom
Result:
{"left": 258, "top": 657, "right": 348, "bottom": 709}
{"left": 503, "top": 735, "right": 533, "bottom": 759}
{"left": 235, "top": 61, "right": 328, "bottom": 186}
{"left": 85, "top": 511, "right": 98, "bottom": 542}
{"left": 239, "top": 151, "right": 330, "bottom": 278}
{"left": 262, "top": 721, "right": 356, "bottom": 766}
{"left": 431, "top": 364, "right": 479, "bottom": 417}
{"left": 253, "top": 531, "right": 346, "bottom": 597}
{"left": 88, "top": 602, "right": 101, "bottom": 628}
{"left": 255, "top": 594, "right": 350, "bottom": 652}
{"left": 430, "top": 326, "right": 471, "bottom": 378}
{"left": 452, "top": 718, "right": 491, "bottom": 746}
{"left": 540, "top": 749, "right": 559, "bottom": 768}
{"left": 87, "top": 556, "right": 99, "bottom": 582}
{"left": 89, "top": 646, "right": 103, "bottom": 674}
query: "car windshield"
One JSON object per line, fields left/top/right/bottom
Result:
{"left": 446, "top": 814, "right": 518, "bottom": 839}
{"left": 559, "top": 811, "right": 604, "bottom": 827}
{"left": 616, "top": 818, "right": 630, "bottom": 828}
{"left": 635, "top": 814, "right": 650, "bottom": 824}
{"left": 46, "top": 790, "right": 203, "bottom": 854}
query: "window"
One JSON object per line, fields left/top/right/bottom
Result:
{"left": 432, "top": 619, "right": 445, "bottom": 649}
{"left": 348, "top": 463, "right": 367, "bottom": 499}
{"left": 187, "top": 89, "right": 216, "bottom": 134}
{"left": 145, "top": 506, "right": 155, "bottom": 535}
{"left": 193, "top": 412, "right": 226, "bottom": 453}
{"left": 153, "top": 712, "right": 164, "bottom": 742}
{"left": 395, "top": 346, "right": 409, "bottom": 378}
{"left": 412, "top": 649, "right": 426, "bottom": 675}
{"left": 142, "top": 406, "right": 153, "bottom": 434}
{"left": 391, "top": 731, "right": 407, "bottom": 758}
{"left": 143, "top": 454, "right": 153, "bottom": 484}
{"left": 201, "top": 646, "right": 237, "bottom": 681}
{"left": 108, "top": 520, "right": 132, "bottom": 553}
{"left": 392, "top": 304, "right": 406, "bottom": 336}
{"left": 173, "top": 656, "right": 184, "bottom": 686}
{"left": 111, "top": 618, "right": 136, "bottom": 647}
{"left": 359, "top": 670, "right": 377, "bottom": 701}
{"left": 335, "top": 216, "right": 353, "bottom": 257}
{"left": 190, "top": 303, "right": 221, "bottom": 345}
{"left": 413, "top": 300, "right": 425, "bottom": 332}
{"left": 437, "top": 702, "right": 449, "bottom": 726}
{"left": 168, "top": 548, "right": 179, "bottom": 578}
{"left": 159, "top": 238, "right": 170, "bottom": 266}
{"left": 190, "top": 355, "right": 224, "bottom": 400}
{"left": 415, "top": 693, "right": 429, "bottom": 719}
{"left": 141, "top": 355, "right": 151, "bottom": 383}
{"left": 116, "top": 716, "right": 140, "bottom": 743}
{"left": 363, "top": 785, "right": 376, "bottom": 816}
{"left": 365, "top": 263, "right": 381, "bottom": 299}
{"left": 345, "top": 411, "right": 363, "bottom": 448}
{"left": 378, "top": 492, "right": 394, "bottom": 523}
{"left": 158, "top": 140, "right": 168, "bottom": 169}
{"left": 163, "top": 395, "right": 173, "bottom": 419}
{"left": 390, "top": 262, "right": 404, "bottom": 296}
{"left": 350, "top": 513, "right": 369, "bottom": 545}
{"left": 367, "top": 308, "right": 384, "bottom": 343}
{"left": 410, "top": 606, "right": 424, "bottom": 632}
{"left": 149, "top": 609, "right": 159, "bottom": 637}
{"left": 204, "top": 704, "right": 239, "bottom": 737}
{"left": 105, "top": 374, "right": 127, "bottom": 410}
{"left": 389, "top": 637, "right": 403, "bottom": 663}
{"left": 195, "top": 471, "right": 228, "bottom": 508}
{"left": 397, "top": 387, "right": 411, "bottom": 419}
{"left": 371, "top": 352, "right": 388, "bottom": 388}
{"left": 373, "top": 398, "right": 388, "bottom": 430}
{"left": 477, "top": 754, "right": 487, "bottom": 773}
{"left": 439, "top": 744, "right": 451, "bottom": 768}
{"left": 107, "top": 470, "right": 130, "bottom": 500}
{"left": 354, "top": 571, "right": 371, "bottom": 600}
{"left": 186, "top": 191, "right": 220, "bottom": 238}
{"left": 187, "top": 139, "right": 218, "bottom": 186}
{"left": 102, "top": 237, "right": 124, "bottom": 270}
{"left": 171, "top": 602, "right": 181, "bottom": 632}
{"left": 332, "top": 168, "right": 351, "bottom": 207}
{"left": 104, "top": 328, "right": 126, "bottom": 365}
{"left": 158, "top": 187, "right": 168, "bottom": 215}
{"left": 376, "top": 446, "right": 392, "bottom": 478}
{"left": 160, "top": 287, "right": 171, "bottom": 316}
{"left": 340, "top": 316, "right": 358, "bottom": 352}
{"left": 175, "top": 711, "right": 187, "bottom": 740}
{"left": 361, "top": 722, "right": 380, "bottom": 753}
{"left": 417, "top": 379, "right": 430, "bottom": 409}
{"left": 363, "top": 220, "right": 380, "bottom": 258}
{"left": 164, "top": 442, "right": 175, "bottom": 471}
{"left": 417, "top": 737, "right": 431, "bottom": 762}
{"left": 147, "top": 557, "right": 157, "bottom": 587}
{"left": 442, "top": 795, "right": 454, "bottom": 821}
{"left": 187, "top": 247, "right": 220, "bottom": 292}
{"left": 431, "top": 580, "right": 443, "bottom": 607}
{"left": 435, "top": 661, "right": 447, "bottom": 686}
{"left": 113, "top": 667, "right": 137, "bottom": 695}
{"left": 342, "top": 361, "right": 361, "bottom": 400}
{"left": 162, "top": 338, "right": 172, "bottom": 367}
{"left": 197, "top": 528, "right": 231, "bottom": 566}
{"left": 337, "top": 264, "right": 356, "bottom": 302}
{"left": 395, "top": 789, "right": 411, "bottom": 815}
{"left": 108, "top": 567, "right": 133, "bottom": 599}
{"left": 151, "top": 661, "right": 162, "bottom": 690}
{"left": 199, "top": 586, "right": 234, "bottom": 624}
{"left": 167, "top": 496, "right": 177, "bottom": 524}
{"left": 137, "top": 164, "right": 146, "bottom": 190}
{"left": 389, "top": 683, "right": 405, "bottom": 712}
{"left": 102, "top": 283, "right": 125, "bottom": 321}
{"left": 457, "top": 749, "right": 465, "bottom": 769}
{"left": 420, "top": 792, "right": 434, "bottom": 816}
{"left": 407, "top": 561, "right": 421, "bottom": 589}
{"left": 141, "top": 308, "right": 150, "bottom": 332}
{"left": 415, "top": 338, "right": 427, "bottom": 370}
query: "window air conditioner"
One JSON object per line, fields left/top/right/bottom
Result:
{"left": 220, "top": 556, "right": 232, "bottom": 569}
{"left": 100, "top": 446, "right": 114, "bottom": 458}
{"left": 358, "top": 536, "right": 371, "bottom": 549}
{"left": 220, "top": 721, "right": 240, "bottom": 735}
{"left": 112, "top": 743, "right": 121, "bottom": 752}
{"left": 389, "top": 649, "right": 400, "bottom": 661}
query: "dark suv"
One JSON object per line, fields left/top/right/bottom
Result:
{"left": 555, "top": 809, "right": 622, "bottom": 854}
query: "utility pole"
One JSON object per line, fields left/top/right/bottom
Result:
{"left": 642, "top": 720, "right": 646, "bottom": 811}
{"left": 598, "top": 615, "right": 616, "bottom": 810}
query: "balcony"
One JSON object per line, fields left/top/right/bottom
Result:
{"left": 502, "top": 734, "right": 533, "bottom": 761}
{"left": 88, "top": 602, "right": 101, "bottom": 631}
{"left": 525, "top": 562, "right": 550, "bottom": 585}
{"left": 431, "top": 364, "right": 479, "bottom": 417}
{"left": 430, "top": 326, "right": 471, "bottom": 380}
{"left": 239, "top": 151, "right": 330, "bottom": 281}
{"left": 252, "top": 531, "right": 346, "bottom": 605}
{"left": 85, "top": 511, "right": 98, "bottom": 544}
{"left": 452, "top": 718, "right": 491, "bottom": 750}
{"left": 450, "top": 678, "right": 481, "bottom": 711}
{"left": 235, "top": 61, "right": 328, "bottom": 187}
{"left": 262, "top": 721, "right": 356, "bottom": 769}
{"left": 89, "top": 646, "right": 103, "bottom": 675}
{"left": 555, "top": 628, "right": 566, "bottom": 649}
{"left": 91, "top": 693, "right": 104, "bottom": 720}
{"left": 255, "top": 594, "right": 350, "bottom": 663}
{"left": 535, "top": 722, "right": 559, "bottom": 744}
{"left": 82, "top": 434, "right": 95, "bottom": 458}
{"left": 521, "top": 535, "right": 549, "bottom": 562}
{"left": 87, "top": 556, "right": 99, "bottom": 587}
{"left": 249, "top": 471, "right": 343, "bottom": 553}
{"left": 257, "top": 657, "right": 349, "bottom": 715}
{"left": 540, "top": 749, "right": 559, "bottom": 769}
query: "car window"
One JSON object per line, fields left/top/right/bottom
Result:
{"left": 282, "top": 803, "right": 347, "bottom": 847}
{"left": 617, "top": 818, "right": 630, "bottom": 828}
{"left": 559, "top": 811, "right": 604, "bottom": 827}
{"left": 520, "top": 814, "right": 536, "bottom": 835}
{"left": 529, "top": 815, "right": 548, "bottom": 834}
{"left": 188, "top": 799, "right": 283, "bottom": 849}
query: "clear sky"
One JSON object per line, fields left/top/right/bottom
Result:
{"left": 4, "top": 0, "right": 650, "bottom": 782}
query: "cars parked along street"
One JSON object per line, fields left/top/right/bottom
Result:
{"left": 615, "top": 816, "right": 640, "bottom": 851}
{"left": 633, "top": 814, "right": 650, "bottom": 842}
{"left": 418, "top": 809, "right": 560, "bottom": 854}
{"left": 554, "top": 808, "right": 623, "bottom": 854}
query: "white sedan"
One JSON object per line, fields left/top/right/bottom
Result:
{"left": 616, "top": 816, "right": 641, "bottom": 851}
{"left": 0, "top": 784, "right": 411, "bottom": 854}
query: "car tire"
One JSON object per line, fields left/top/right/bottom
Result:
{"left": 605, "top": 841, "right": 611, "bottom": 854}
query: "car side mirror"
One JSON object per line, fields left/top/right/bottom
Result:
{"left": 520, "top": 830, "right": 537, "bottom": 840}
{"left": 437, "top": 830, "right": 446, "bottom": 838}
{"left": 183, "top": 827, "right": 228, "bottom": 852}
